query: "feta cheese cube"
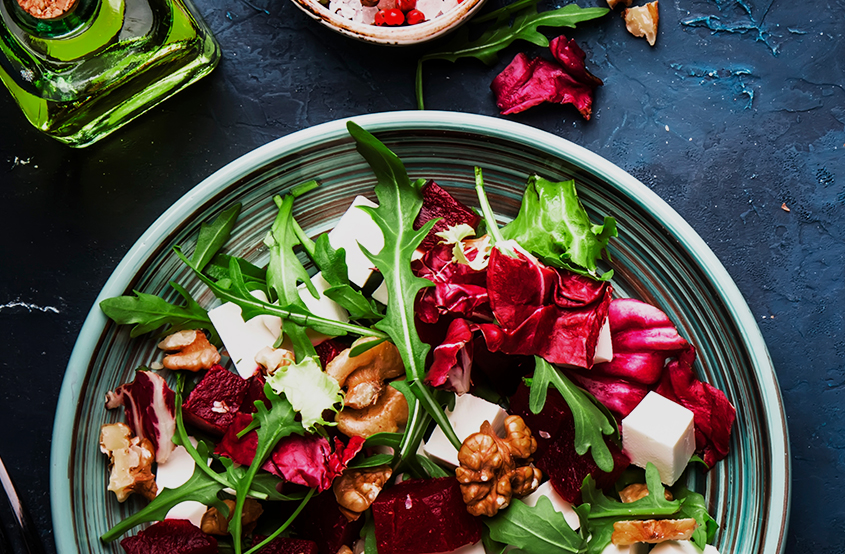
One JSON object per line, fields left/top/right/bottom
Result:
{"left": 601, "top": 543, "right": 649, "bottom": 554}
{"left": 207, "top": 302, "right": 277, "bottom": 378}
{"left": 621, "top": 391, "right": 696, "bottom": 486}
{"left": 594, "top": 317, "right": 613, "bottom": 364}
{"left": 298, "top": 272, "right": 349, "bottom": 323}
{"left": 157, "top": 438, "right": 207, "bottom": 527}
{"left": 650, "top": 541, "right": 720, "bottom": 554}
{"left": 328, "top": 196, "right": 383, "bottom": 288}
{"left": 423, "top": 394, "right": 507, "bottom": 468}
{"left": 165, "top": 501, "right": 207, "bottom": 527}
{"left": 519, "top": 481, "right": 580, "bottom": 530}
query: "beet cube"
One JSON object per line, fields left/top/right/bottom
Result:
{"left": 120, "top": 519, "right": 217, "bottom": 554}
{"left": 182, "top": 365, "right": 249, "bottom": 436}
{"left": 241, "top": 373, "right": 270, "bottom": 412}
{"left": 372, "top": 477, "right": 481, "bottom": 554}
{"left": 294, "top": 490, "right": 363, "bottom": 554}
{"left": 252, "top": 536, "right": 319, "bottom": 554}
{"left": 414, "top": 181, "right": 481, "bottom": 252}
{"left": 510, "top": 382, "right": 629, "bottom": 503}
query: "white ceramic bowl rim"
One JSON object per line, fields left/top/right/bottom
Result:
{"left": 49, "top": 110, "right": 790, "bottom": 553}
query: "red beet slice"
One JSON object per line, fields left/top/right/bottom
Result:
{"left": 372, "top": 477, "right": 481, "bottom": 554}
{"left": 414, "top": 181, "right": 481, "bottom": 252}
{"left": 241, "top": 373, "right": 270, "bottom": 413}
{"left": 182, "top": 364, "right": 249, "bottom": 437}
{"left": 120, "top": 519, "right": 217, "bottom": 554}
{"left": 315, "top": 338, "right": 346, "bottom": 368}
{"left": 252, "top": 536, "right": 319, "bottom": 554}
{"left": 294, "top": 490, "right": 364, "bottom": 554}
{"left": 510, "top": 383, "right": 629, "bottom": 504}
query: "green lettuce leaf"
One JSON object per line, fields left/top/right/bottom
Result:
{"left": 500, "top": 175, "right": 616, "bottom": 280}
{"left": 266, "top": 355, "right": 343, "bottom": 430}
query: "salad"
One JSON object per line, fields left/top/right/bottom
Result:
{"left": 97, "top": 122, "right": 735, "bottom": 554}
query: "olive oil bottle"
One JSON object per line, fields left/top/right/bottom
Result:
{"left": 0, "top": 0, "right": 220, "bottom": 147}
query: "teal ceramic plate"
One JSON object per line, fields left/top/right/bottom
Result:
{"left": 50, "top": 111, "right": 790, "bottom": 553}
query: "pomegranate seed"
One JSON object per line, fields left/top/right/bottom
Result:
{"left": 397, "top": 0, "right": 415, "bottom": 11}
{"left": 374, "top": 9, "right": 387, "bottom": 24}
{"left": 405, "top": 8, "right": 425, "bottom": 23}
{"left": 383, "top": 7, "right": 404, "bottom": 24}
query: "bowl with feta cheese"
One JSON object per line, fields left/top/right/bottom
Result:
{"left": 290, "top": 0, "right": 486, "bottom": 45}
{"left": 51, "top": 111, "right": 789, "bottom": 554}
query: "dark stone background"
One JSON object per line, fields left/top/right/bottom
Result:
{"left": 1, "top": 0, "right": 842, "bottom": 550}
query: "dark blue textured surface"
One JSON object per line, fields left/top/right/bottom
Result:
{"left": 0, "top": 0, "right": 842, "bottom": 550}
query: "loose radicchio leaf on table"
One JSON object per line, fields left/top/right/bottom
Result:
{"left": 491, "top": 35, "right": 603, "bottom": 118}
{"left": 105, "top": 369, "right": 176, "bottom": 464}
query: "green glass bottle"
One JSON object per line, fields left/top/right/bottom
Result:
{"left": 0, "top": 0, "right": 220, "bottom": 147}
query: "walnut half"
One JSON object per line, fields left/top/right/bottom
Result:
{"left": 612, "top": 518, "right": 697, "bottom": 545}
{"left": 455, "top": 415, "right": 542, "bottom": 517}
{"left": 200, "top": 498, "right": 264, "bottom": 535}
{"left": 99, "top": 422, "right": 157, "bottom": 502}
{"left": 624, "top": 1, "right": 659, "bottom": 46}
{"left": 333, "top": 465, "right": 393, "bottom": 521}
{"left": 158, "top": 330, "right": 220, "bottom": 372}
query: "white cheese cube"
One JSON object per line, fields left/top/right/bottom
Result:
{"left": 423, "top": 394, "right": 507, "bottom": 468}
{"left": 622, "top": 391, "right": 696, "bottom": 486}
{"left": 297, "top": 272, "right": 349, "bottom": 323}
{"left": 208, "top": 302, "right": 277, "bottom": 379}
{"left": 601, "top": 542, "right": 649, "bottom": 554}
{"left": 157, "top": 438, "right": 207, "bottom": 527}
{"left": 594, "top": 317, "right": 613, "bottom": 364}
{"left": 650, "top": 541, "right": 720, "bottom": 554}
{"left": 328, "top": 196, "right": 383, "bottom": 288}
{"left": 519, "top": 481, "right": 580, "bottom": 530}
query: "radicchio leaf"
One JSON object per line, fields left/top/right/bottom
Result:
{"left": 426, "top": 318, "right": 475, "bottom": 393}
{"left": 491, "top": 35, "right": 602, "bottom": 118}
{"left": 106, "top": 369, "right": 176, "bottom": 464}
{"left": 413, "top": 181, "right": 481, "bottom": 252}
{"left": 478, "top": 247, "right": 612, "bottom": 369}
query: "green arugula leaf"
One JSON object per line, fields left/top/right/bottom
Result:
{"left": 416, "top": 454, "right": 452, "bottom": 478}
{"left": 244, "top": 488, "right": 315, "bottom": 554}
{"left": 100, "top": 442, "right": 226, "bottom": 542}
{"left": 500, "top": 176, "right": 616, "bottom": 280}
{"left": 192, "top": 203, "right": 242, "bottom": 272}
{"left": 484, "top": 496, "right": 585, "bottom": 553}
{"left": 349, "top": 453, "right": 396, "bottom": 469}
{"left": 99, "top": 282, "right": 216, "bottom": 342}
{"left": 173, "top": 250, "right": 387, "bottom": 343}
{"left": 347, "top": 122, "right": 461, "bottom": 458}
{"left": 228, "top": 384, "right": 303, "bottom": 553}
{"left": 528, "top": 357, "right": 616, "bottom": 472}
{"left": 481, "top": 524, "right": 509, "bottom": 554}
{"left": 313, "top": 234, "right": 385, "bottom": 321}
{"left": 675, "top": 487, "right": 719, "bottom": 549}
{"left": 362, "top": 512, "right": 378, "bottom": 554}
{"left": 415, "top": 2, "right": 608, "bottom": 109}
{"left": 266, "top": 355, "right": 343, "bottom": 430}
{"left": 205, "top": 253, "right": 266, "bottom": 283}
{"left": 363, "top": 431, "right": 404, "bottom": 450}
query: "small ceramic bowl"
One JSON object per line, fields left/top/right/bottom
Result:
{"left": 290, "top": 0, "right": 487, "bottom": 45}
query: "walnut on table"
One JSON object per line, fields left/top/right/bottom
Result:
{"left": 455, "top": 415, "right": 542, "bottom": 517}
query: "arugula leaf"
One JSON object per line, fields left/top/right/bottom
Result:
{"left": 485, "top": 496, "right": 585, "bottom": 553}
{"left": 312, "top": 233, "right": 385, "bottom": 321}
{"left": 362, "top": 512, "right": 378, "bottom": 554}
{"left": 415, "top": 2, "right": 608, "bottom": 109}
{"left": 244, "top": 488, "right": 315, "bottom": 554}
{"left": 174, "top": 250, "right": 387, "bottom": 343}
{"left": 500, "top": 176, "right": 616, "bottom": 280}
{"left": 228, "top": 384, "right": 303, "bottom": 553}
{"left": 349, "top": 453, "right": 396, "bottom": 469}
{"left": 266, "top": 355, "right": 343, "bottom": 431}
{"left": 100, "top": 442, "right": 226, "bottom": 542}
{"left": 347, "top": 122, "right": 461, "bottom": 457}
{"left": 206, "top": 253, "right": 266, "bottom": 283}
{"left": 192, "top": 203, "right": 242, "bottom": 272}
{"left": 416, "top": 454, "right": 452, "bottom": 478}
{"left": 99, "top": 282, "right": 216, "bottom": 342}
{"left": 675, "top": 487, "right": 719, "bottom": 549}
{"left": 528, "top": 357, "right": 616, "bottom": 472}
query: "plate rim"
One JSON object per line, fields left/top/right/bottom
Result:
{"left": 49, "top": 110, "right": 791, "bottom": 553}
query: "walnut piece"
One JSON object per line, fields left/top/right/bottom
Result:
{"left": 606, "top": 0, "right": 632, "bottom": 9}
{"left": 624, "top": 1, "right": 659, "bottom": 46}
{"left": 455, "top": 416, "right": 542, "bottom": 517}
{"left": 612, "top": 518, "right": 697, "bottom": 545}
{"left": 337, "top": 547, "right": 354, "bottom": 554}
{"left": 255, "top": 346, "right": 295, "bottom": 376}
{"left": 200, "top": 498, "right": 264, "bottom": 535}
{"left": 99, "top": 422, "right": 157, "bottom": 502}
{"left": 619, "top": 482, "right": 674, "bottom": 503}
{"left": 333, "top": 465, "right": 393, "bottom": 521}
{"left": 327, "top": 337, "right": 404, "bottom": 410}
{"left": 157, "top": 330, "right": 220, "bottom": 371}
{"left": 336, "top": 385, "right": 408, "bottom": 438}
